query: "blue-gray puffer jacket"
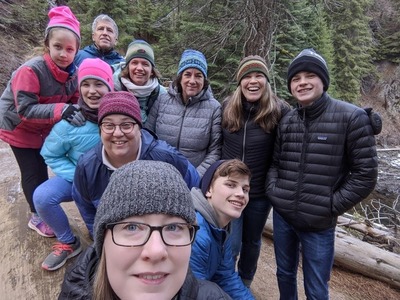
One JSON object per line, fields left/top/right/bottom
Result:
{"left": 145, "top": 84, "right": 222, "bottom": 176}
{"left": 266, "top": 93, "right": 378, "bottom": 231}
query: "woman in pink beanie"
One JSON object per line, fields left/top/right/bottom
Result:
{"left": 33, "top": 58, "right": 114, "bottom": 271}
{"left": 0, "top": 6, "right": 83, "bottom": 237}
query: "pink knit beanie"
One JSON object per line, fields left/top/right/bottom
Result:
{"left": 78, "top": 58, "right": 114, "bottom": 91}
{"left": 45, "top": 6, "right": 80, "bottom": 41}
{"left": 98, "top": 91, "right": 142, "bottom": 128}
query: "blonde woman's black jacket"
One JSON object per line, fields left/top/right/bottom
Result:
{"left": 222, "top": 101, "right": 277, "bottom": 198}
{"left": 58, "top": 245, "right": 231, "bottom": 300}
{"left": 266, "top": 93, "right": 378, "bottom": 231}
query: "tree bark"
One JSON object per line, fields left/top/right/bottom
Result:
{"left": 242, "top": 0, "right": 277, "bottom": 59}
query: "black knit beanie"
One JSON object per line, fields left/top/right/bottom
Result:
{"left": 200, "top": 160, "right": 225, "bottom": 196}
{"left": 287, "top": 48, "right": 330, "bottom": 92}
{"left": 94, "top": 160, "right": 196, "bottom": 256}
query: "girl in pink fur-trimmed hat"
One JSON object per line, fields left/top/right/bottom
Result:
{"left": 0, "top": 6, "right": 82, "bottom": 238}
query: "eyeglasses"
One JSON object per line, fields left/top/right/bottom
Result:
{"left": 100, "top": 122, "right": 137, "bottom": 134}
{"left": 105, "top": 222, "right": 200, "bottom": 247}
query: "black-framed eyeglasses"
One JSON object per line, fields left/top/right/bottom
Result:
{"left": 100, "top": 122, "right": 137, "bottom": 134}
{"left": 105, "top": 222, "right": 200, "bottom": 247}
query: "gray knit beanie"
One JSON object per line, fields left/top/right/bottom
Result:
{"left": 94, "top": 160, "right": 196, "bottom": 256}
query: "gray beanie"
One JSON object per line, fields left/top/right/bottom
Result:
{"left": 94, "top": 160, "right": 196, "bottom": 256}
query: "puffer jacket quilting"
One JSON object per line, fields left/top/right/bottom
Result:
{"left": 145, "top": 84, "right": 222, "bottom": 176}
{"left": 266, "top": 93, "right": 378, "bottom": 231}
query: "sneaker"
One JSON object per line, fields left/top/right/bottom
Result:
{"left": 28, "top": 215, "right": 55, "bottom": 238}
{"left": 41, "top": 237, "right": 82, "bottom": 271}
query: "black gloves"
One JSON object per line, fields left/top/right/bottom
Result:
{"left": 62, "top": 104, "right": 86, "bottom": 127}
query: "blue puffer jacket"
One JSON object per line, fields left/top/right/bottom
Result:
{"left": 40, "top": 120, "right": 100, "bottom": 182}
{"left": 74, "top": 45, "right": 124, "bottom": 67}
{"left": 72, "top": 129, "right": 200, "bottom": 236}
{"left": 190, "top": 188, "right": 254, "bottom": 300}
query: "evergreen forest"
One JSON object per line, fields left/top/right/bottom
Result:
{"left": 4, "top": 0, "right": 400, "bottom": 105}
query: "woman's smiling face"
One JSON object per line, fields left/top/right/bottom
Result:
{"left": 104, "top": 214, "right": 191, "bottom": 300}
{"left": 240, "top": 71, "right": 268, "bottom": 103}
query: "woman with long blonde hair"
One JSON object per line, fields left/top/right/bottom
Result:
{"left": 222, "top": 55, "right": 289, "bottom": 288}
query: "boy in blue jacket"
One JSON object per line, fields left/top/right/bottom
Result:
{"left": 190, "top": 159, "right": 255, "bottom": 299}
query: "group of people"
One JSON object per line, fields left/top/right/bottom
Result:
{"left": 0, "top": 5, "right": 379, "bottom": 300}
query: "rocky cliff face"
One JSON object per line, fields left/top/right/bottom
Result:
{"left": 362, "top": 62, "right": 400, "bottom": 147}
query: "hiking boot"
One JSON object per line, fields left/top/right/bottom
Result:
{"left": 41, "top": 237, "right": 82, "bottom": 271}
{"left": 28, "top": 215, "right": 55, "bottom": 238}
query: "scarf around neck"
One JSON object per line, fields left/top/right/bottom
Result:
{"left": 78, "top": 97, "right": 98, "bottom": 123}
{"left": 121, "top": 77, "right": 159, "bottom": 97}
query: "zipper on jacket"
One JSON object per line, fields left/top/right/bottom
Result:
{"left": 176, "top": 99, "right": 189, "bottom": 149}
{"left": 241, "top": 104, "right": 254, "bottom": 161}
{"left": 296, "top": 109, "right": 308, "bottom": 214}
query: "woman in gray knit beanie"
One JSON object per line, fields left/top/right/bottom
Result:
{"left": 59, "top": 160, "right": 230, "bottom": 300}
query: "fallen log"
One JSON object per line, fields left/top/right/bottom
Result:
{"left": 337, "top": 215, "right": 400, "bottom": 249}
{"left": 263, "top": 216, "right": 400, "bottom": 289}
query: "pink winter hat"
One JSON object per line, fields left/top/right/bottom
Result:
{"left": 78, "top": 58, "right": 114, "bottom": 91}
{"left": 45, "top": 6, "right": 80, "bottom": 41}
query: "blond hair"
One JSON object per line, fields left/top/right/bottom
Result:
{"left": 222, "top": 81, "right": 286, "bottom": 133}
{"left": 92, "top": 246, "right": 119, "bottom": 300}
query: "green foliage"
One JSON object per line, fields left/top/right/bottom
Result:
{"left": 271, "top": 0, "right": 334, "bottom": 102}
{"left": 8, "top": 0, "right": 49, "bottom": 44}
{"left": 6, "top": 0, "right": 399, "bottom": 103}
{"left": 371, "top": 0, "right": 400, "bottom": 63}
{"left": 329, "top": 0, "right": 374, "bottom": 103}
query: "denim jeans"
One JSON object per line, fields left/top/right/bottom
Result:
{"left": 33, "top": 176, "right": 75, "bottom": 244}
{"left": 231, "top": 197, "right": 272, "bottom": 281}
{"left": 273, "top": 210, "right": 335, "bottom": 300}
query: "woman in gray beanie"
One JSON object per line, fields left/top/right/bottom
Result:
{"left": 145, "top": 49, "right": 222, "bottom": 177}
{"left": 59, "top": 160, "right": 230, "bottom": 300}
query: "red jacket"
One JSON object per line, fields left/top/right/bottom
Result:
{"left": 0, "top": 53, "right": 79, "bottom": 148}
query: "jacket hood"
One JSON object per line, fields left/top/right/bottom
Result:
{"left": 191, "top": 187, "right": 231, "bottom": 233}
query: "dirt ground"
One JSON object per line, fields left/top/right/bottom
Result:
{"left": 1, "top": 140, "right": 400, "bottom": 299}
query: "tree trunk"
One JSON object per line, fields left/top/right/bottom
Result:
{"left": 243, "top": 0, "right": 277, "bottom": 59}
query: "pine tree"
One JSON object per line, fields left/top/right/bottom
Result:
{"left": 270, "top": 0, "right": 333, "bottom": 103}
{"left": 329, "top": 0, "right": 374, "bottom": 103}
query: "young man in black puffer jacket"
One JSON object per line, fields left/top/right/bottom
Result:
{"left": 266, "top": 48, "right": 378, "bottom": 300}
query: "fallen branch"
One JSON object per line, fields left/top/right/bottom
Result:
{"left": 337, "top": 215, "right": 400, "bottom": 248}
